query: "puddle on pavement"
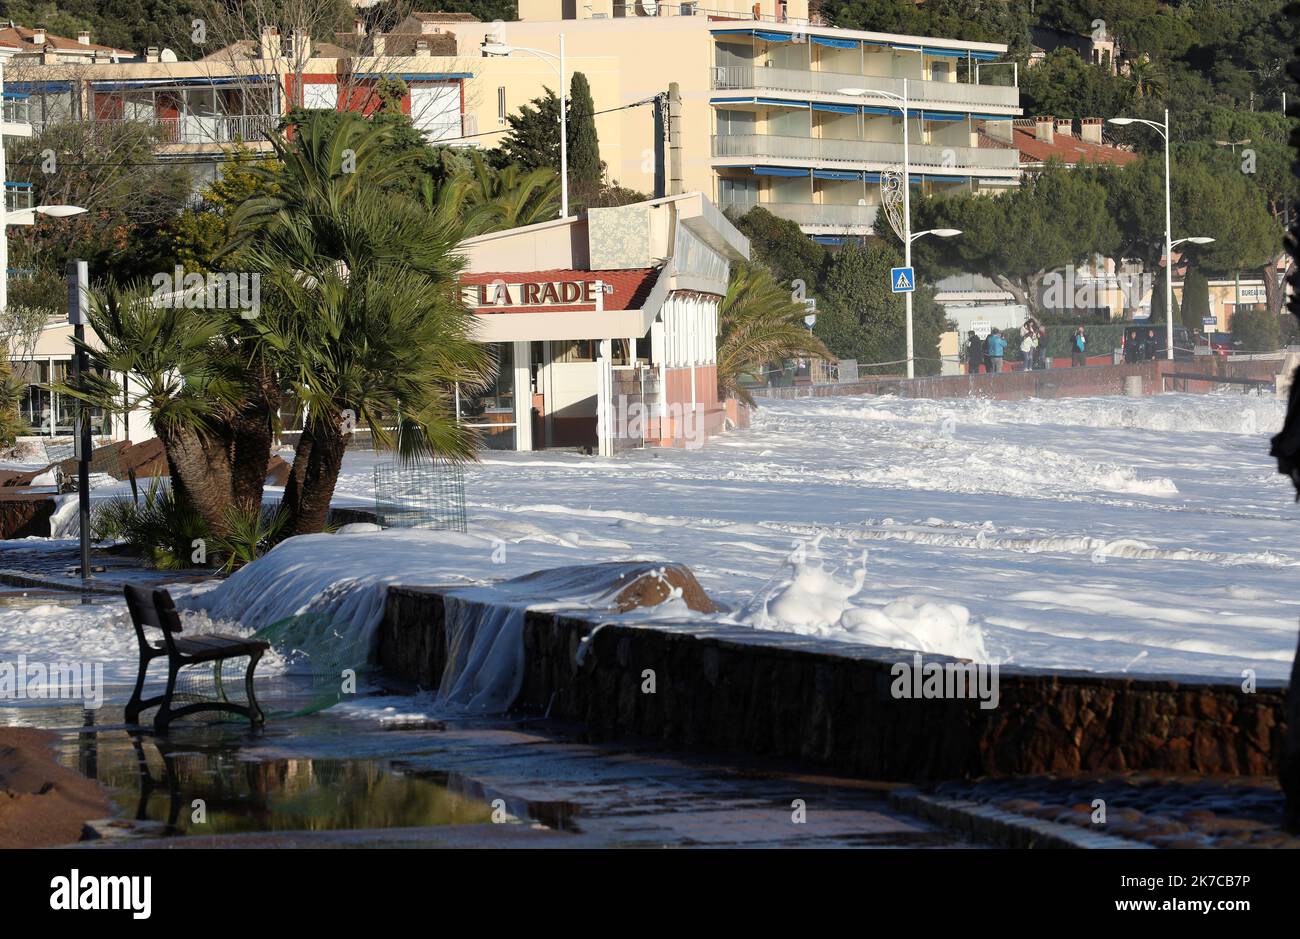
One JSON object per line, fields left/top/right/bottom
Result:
{"left": 109, "top": 742, "right": 496, "bottom": 836}
{"left": 31, "top": 704, "right": 577, "bottom": 840}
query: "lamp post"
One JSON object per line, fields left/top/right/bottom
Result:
{"left": 1109, "top": 111, "right": 1183, "bottom": 359}
{"left": 482, "top": 34, "right": 568, "bottom": 219}
{"left": 837, "top": 86, "right": 963, "bottom": 378}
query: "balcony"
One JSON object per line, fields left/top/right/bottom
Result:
{"left": 720, "top": 198, "right": 880, "bottom": 233}
{"left": 94, "top": 113, "right": 278, "bottom": 147}
{"left": 710, "top": 65, "right": 1019, "bottom": 110}
{"left": 711, "top": 133, "right": 1020, "bottom": 171}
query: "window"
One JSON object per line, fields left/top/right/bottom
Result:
{"left": 497, "top": 86, "right": 506, "bottom": 125}
{"left": 12, "top": 358, "right": 111, "bottom": 436}
{"left": 302, "top": 83, "right": 338, "bottom": 110}
{"left": 456, "top": 343, "right": 515, "bottom": 450}
{"left": 550, "top": 340, "right": 595, "bottom": 363}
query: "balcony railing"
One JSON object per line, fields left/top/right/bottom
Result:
{"left": 611, "top": 3, "right": 826, "bottom": 23}
{"left": 712, "top": 133, "right": 1020, "bottom": 170}
{"left": 720, "top": 198, "right": 880, "bottom": 231}
{"left": 95, "top": 113, "right": 278, "bottom": 145}
{"left": 710, "top": 65, "right": 1019, "bottom": 108}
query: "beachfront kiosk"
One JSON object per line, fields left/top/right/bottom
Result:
{"left": 458, "top": 192, "right": 750, "bottom": 455}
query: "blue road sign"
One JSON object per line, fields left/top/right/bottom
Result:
{"left": 890, "top": 266, "right": 915, "bottom": 293}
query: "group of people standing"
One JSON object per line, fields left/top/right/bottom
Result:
{"left": 965, "top": 321, "right": 1089, "bottom": 374}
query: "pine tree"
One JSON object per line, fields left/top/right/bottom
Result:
{"left": 495, "top": 88, "right": 561, "bottom": 173}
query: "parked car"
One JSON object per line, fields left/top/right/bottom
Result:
{"left": 1122, "top": 325, "right": 1194, "bottom": 362}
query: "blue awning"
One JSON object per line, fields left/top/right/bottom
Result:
{"left": 1, "top": 91, "right": 30, "bottom": 100}
{"left": 929, "top": 175, "right": 971, "bottom": 184}
{"left": 352, "top": 72, "right": 471, "bottom": 81}
{"left": 813, "top": 169, "right": 862, "bottom": 181}
{"left": 757, "top": 97, "right": 807, "bottom": 108}
{"left": 755, "top": 30, "right": 793, "bottom": 42}
{"left": 863, "top": 172, "right": 883, "bottom": 183}
{"left": 813, "top": 236, "right": 846, "bottom": 245}
{"left": 969, "top": 113, "right": 1016, "bottom": 121}
{"left": 752, "top": 166, "right": 810, "bottom": 177}
{"left": 812, "top": 36, "right": 858, "bottom": 49}
{"left": 812, "top": 102, "right": 858, "bottom": 114}
{"left": 970, "top": 51, "right": 1001, "bottom": 61}
{"left": 923, "top": 48, "right": 969, "bottom": 58}
{"left": 4, "top": 181, "right": 32, "bottom": 189}
{"left": 7, "top": 81, "right": 72, "bottom": 93}
{"left": 922, "top": 112, "right": 966, "bottom": 122}
{"left": 91, "top": 75, "right": 276, "bottom": 91}
{"left": 862, "top": 105, "right": 898, "bottom": 116}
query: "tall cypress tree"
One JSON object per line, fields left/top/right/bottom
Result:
{"left": 566, "top": 72, "right": 601, "bottom": 204}
{"left": 1149, "top": 266, "right": 1180, "bottom": 324}
{"left": 1180, "top": 267, "right": 1212, "bottom": 335}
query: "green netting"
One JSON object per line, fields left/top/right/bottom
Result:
{"left": 170, "top": 611, "right": 374, "bottom": 723}
{"left": 253, "top": 611, "right": 375, "bottom": 718}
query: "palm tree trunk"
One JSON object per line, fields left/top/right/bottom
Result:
{"left": 230, "top": 376, "right": 278, "bottom": 515}
{"left": 157, "top": 424, "right": 235, "bottom": 537}
{"left": 280, "top": 415, "right": 346, "bottom": 537}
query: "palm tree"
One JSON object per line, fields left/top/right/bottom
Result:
{"left": 65, "top": 280, "right": 254, "bottom": 536}
{"left": 423, "top": 150, "right": 561, "bottom": 237}
{"left": 1126, "top": 56, "right": 1167, "bottom": 100}
{"left": 717, "top": 262, "right": 832, "bottom": 406}
{"left": 241, "top": 112, "right": 490, "bottom": 536}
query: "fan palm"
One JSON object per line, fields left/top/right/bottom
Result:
{"left": 59, "top": 279, "right": 263, "bottom": 536}
{"left": 718, "top": 262, "right": 832, "bottom": 407}
{"left": 241, "top": 112, "right": 489, "bottom": 536}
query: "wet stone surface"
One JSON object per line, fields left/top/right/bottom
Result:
{"left": 8, "top": 688, "right": 968, "bottom": 848}
{"left": 930, "top": 774, "right": 1299, "bottom": 849}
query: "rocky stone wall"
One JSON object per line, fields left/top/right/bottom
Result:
{"left": 380, "top": 586, "right": 1288, "bottom": 782}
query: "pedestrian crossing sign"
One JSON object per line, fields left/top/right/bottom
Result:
{"left": 890, "top": 266, "right": 915, "bottom": 293}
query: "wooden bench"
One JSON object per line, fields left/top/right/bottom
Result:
{"left": 123, "top": 585, "right": 269, "bottom": 733}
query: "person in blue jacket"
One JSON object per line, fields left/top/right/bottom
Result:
{"left": 985, "top": 329, "right": 1007, "bottom": 373}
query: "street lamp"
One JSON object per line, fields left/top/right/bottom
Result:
{"left": 1170, "top": 235, "right": 1215, "bottom": 345}
{"left": 838, "top": 82, "right": 931, "bottom": 378}
{"left": 1108, "top": 111, "right": 1181, "bottom": 359}
{"left": 1214, "top": 138, "right": 1251, "bottom": 156}
{"left": 0, "top": 203, "right": 89, "bottom": 312}
{"left": 482, "top": 34, "right": 568, "bottom": 219}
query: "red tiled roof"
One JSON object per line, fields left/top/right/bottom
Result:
{"left": 0, "top": 25, "right": 132, "bottom": 56}
{"left": 462, "top": 268, "right": 660, "bottom": 313}
{"left": 980, "top": 126, "right": 1138, "bottom": 167}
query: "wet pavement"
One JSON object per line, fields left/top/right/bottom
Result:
{"left": 927, "top": 775, "right": 1300, "bottom": 849}
{"left": 5, "top": 682, "right": 967, "bottom": 848}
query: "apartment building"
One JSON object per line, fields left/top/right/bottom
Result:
{"left": 435, "top": 1, "right": 1021, "bottom": 242}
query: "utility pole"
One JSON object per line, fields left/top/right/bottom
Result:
{"left": 67, "top": 260, "right": 91, "bottom": 582}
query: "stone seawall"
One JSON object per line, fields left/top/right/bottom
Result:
{"left": 380, "top": 586, "right": 1288, "bottom": 783}
{"left": 758, "top": 359, "right": 1284, "bottom": 403}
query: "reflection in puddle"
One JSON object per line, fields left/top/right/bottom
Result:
{"left": 115, "top": 736, "right": 496, "bottom": 835}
